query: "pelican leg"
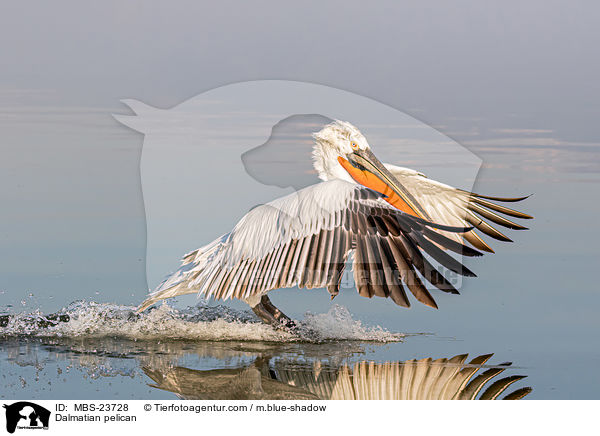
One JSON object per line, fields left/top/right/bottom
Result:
{"left": 251, "top": 300, "right": 280, "bottom": 325}
{"left": 260, "top": 295, "right": 295, "bottom": 326}
{"left": 251, "top": 295, "right": 297, "bottom": 330}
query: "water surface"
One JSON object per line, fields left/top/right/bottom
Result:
{"left": 0, "top": 302, "right": 533, "bottom": 400}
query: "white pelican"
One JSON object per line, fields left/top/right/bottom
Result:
{"left": 137, "top": 121, "right": 531, "bottom": 327}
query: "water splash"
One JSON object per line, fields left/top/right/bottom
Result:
{"left": 0, "top": 301, "right": 403, "bottom": 343}
{"left": 300, "top": 305, "right": 401, "bottom": 342}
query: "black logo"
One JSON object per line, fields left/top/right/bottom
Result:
{"left": 2, "top": 402, "right": 50, "bottom": 434}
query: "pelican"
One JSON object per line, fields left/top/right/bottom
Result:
{"left": 137, "top": 121, "right": 531, "bottom": 327}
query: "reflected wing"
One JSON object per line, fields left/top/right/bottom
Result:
{"left": 142, "top": 365, "right": 320, "bottom": 400}
{"left": 138, "top": 179, "right": 478, "bottom": 311}
{"left": 340, "top": 355, "right": 530, "bottom": 400}
{"left": 275, "top": 354, "right": 531, "bottom": 400}
{"left": 385, "top": 164, "right": 533, "bottom": 253}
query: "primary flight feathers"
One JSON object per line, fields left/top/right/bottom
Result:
{"left": 386, "top": 165, "right": 532, "bottom": 252}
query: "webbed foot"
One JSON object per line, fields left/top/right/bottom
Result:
{"left": 251, "top": 295, "right": 298, "bottom": 333}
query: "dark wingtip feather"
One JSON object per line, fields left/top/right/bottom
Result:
{"left": 410, "top": 215, "right": 475, "bottom": 233}
{"left": 469, "top": 203, "right": 531, "bottom": 229}
{"left": 467, "top": 353, "right": 494, "bottom": 366}
{"left": 412, "top": 233, "right": 479, "bottom": 277}
{"left": 465, "top": 213, "right": 515, "bottom": 242}
{"left": 464, "top": 231, "right": 495, "bottom": 253}
{"left": 480, "top": 375, "right": 528, "bottom": 400}
{"left": 471, "top": 197, "right": 534, "bottom": 220}
{"left": 422, "top": 228, "right": 484, "bottom": 257}
{"left": 502, "top": 386, "right": 533, "bottom": 400}
{"left": 472, "top": 193, "right": 533, "bottom": 203}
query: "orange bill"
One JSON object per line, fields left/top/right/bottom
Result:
{"left": 338, "top": 156, "right": 425, "bottom": 219}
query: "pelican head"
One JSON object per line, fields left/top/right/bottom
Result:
{"left": 312, "top": 120, "right": 427, "bottom": 218}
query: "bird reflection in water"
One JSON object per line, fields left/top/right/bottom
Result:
{"left": 143, "top": 353, "right": 531, "bottom": 400}
{"left": 0, "top": 338, "right": 531, "bottom": 400}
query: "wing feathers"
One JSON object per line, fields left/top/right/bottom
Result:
{"left": 464, "top": 212, "right": 513, "bottom": 242}
{"left": 139, "top": 180, "right": 479, "bottom": 312}
{"left": 366, "top": 236, "right": 388, "bottom": 298}
{"left": 353, "top": 238, "right": 372, "bottom": 298}
{"left": 402, "top": 236, "right": 460, "bottom": 295}
{"left": 468, "top": 202, "right": 529, "bottom": 230}
{"left": 470, "top": 196, "right": 533, "bottom": 219}
{"left": 421, "top": 227, "right": 483, "bottom": 257}
{"left": 479, "top": 375, "right": 527, "bottom": 400}
{"left": 470, "top": 192, "right": 531, "bottom": 203}
{"left": 385, "top": 165, "right": 532, "bottom": 252}
{"left": 463, "top": 230, "right": 495, "bottom": 253}
{"left": 411, "top": 233, "right": 477, "bottom": 277}
{"left": 277, "top": 240, "right": 296, "bottom": 289}
{"left": 502, "top": 387, "right": 533, "bottom": 400}
{"left": 459, "top": 364, "right": 511, "bottom": 400}
{"left": 386, "top": 238, "right": 438, "bottom": 309}
{"left": 377, "top": 238, "right": 410, "bottom": 307}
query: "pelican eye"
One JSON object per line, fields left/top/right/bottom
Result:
{"left": 350, "top": 141, "right": 359, "bottom": 150}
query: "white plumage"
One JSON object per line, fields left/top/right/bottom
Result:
{"left": 138, "top": 120, "right": 531, "bottom": 325}
{"left": 150, "top": 180, "right": 361, "bottom": 303}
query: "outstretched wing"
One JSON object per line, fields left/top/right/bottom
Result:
{"left": 138, "top": 179, "right": 479, "bottom": 312}
{"left": 385, "top": 164, "right": 533, "bottom": 253}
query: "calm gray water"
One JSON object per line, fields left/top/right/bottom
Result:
{"left": 0, "top": 303, "right": 534, "bottom": 400}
